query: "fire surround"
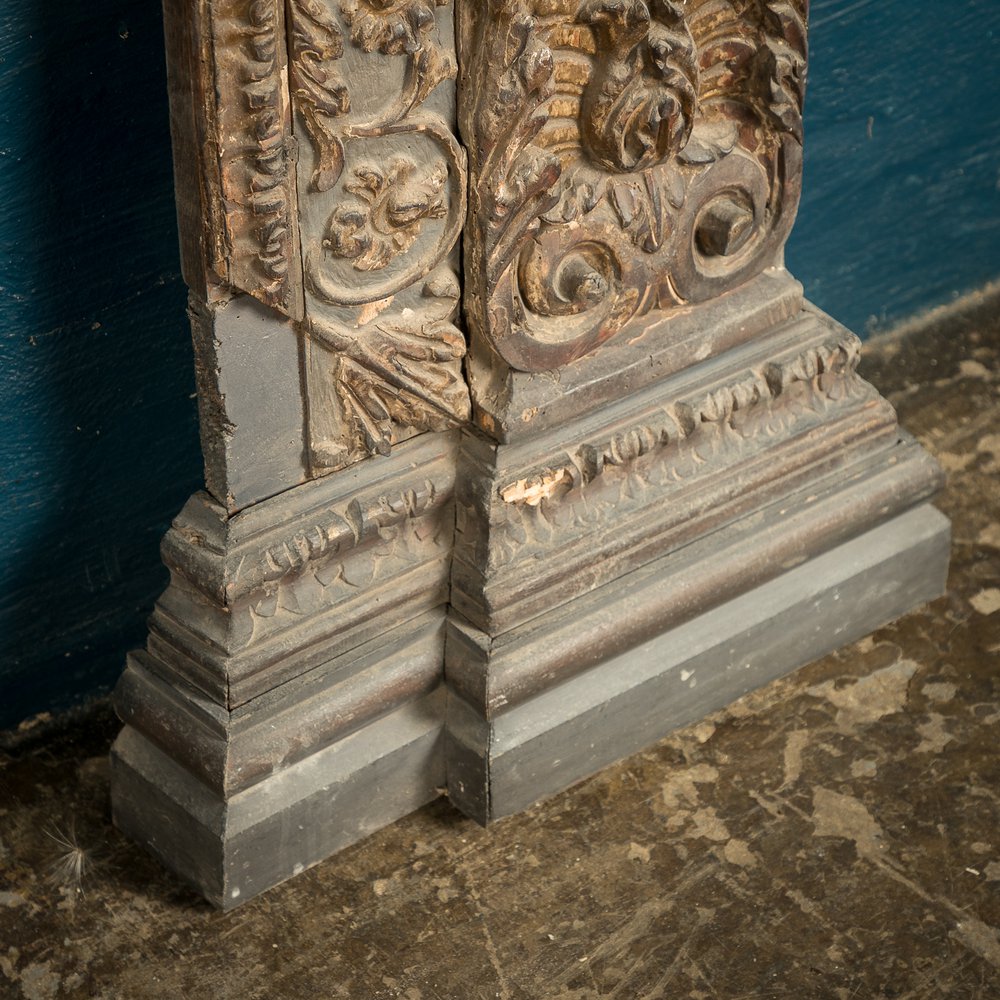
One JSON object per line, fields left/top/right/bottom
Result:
{"left": 110, "top": 0, "right": 949, "bottom": 907}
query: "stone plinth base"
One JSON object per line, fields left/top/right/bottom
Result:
{"left": 446, "top": 500, "right": 949, "bottom": 823}
{"left": 110, "top": 434, "right": 458, "bottom": 906}
{"left": 112, "top": 690, "right": 444, "bottom": 909}
{"left": 110, "top": 291, "right": 952, "bottom": 904}
{"left": 444, "top": 292, "right": 949, "bottom": 825}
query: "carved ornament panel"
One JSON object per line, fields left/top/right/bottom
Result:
{"left": 459, "top": 0, "right": 808, "bottom": 371}
{"left": 204, "top": 0, "right": 470, "bottom": 477}
{"left": 290, "top": 0, "right": 470, "bottom": 474}
{"left": 191, "top": 0, "right": 809, "bottom": 471}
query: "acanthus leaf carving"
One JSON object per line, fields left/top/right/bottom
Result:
{"left": 306, "top": 269, "right": 471, "bottom": 469}
{"left": 341, "top": 0, "right": 447, "bottom": 55}
{"left": 758, "top": 0, "right": 808, "bottom": 143}
{"left": 247, "top": 480, "right": 443, "bottom": 596}
{"left": 580, "top": 0, "right": 699, "bottom": 173}
{"left": 485, "top": 329, "right": 873, "bottom": 571}
{"left": 203, "top": 0, "right": 304, "bottom": 316}
{"left": 245, "top": 3, "right": 297, "bottom": 289}
{"left": 341, "top": 0, "right": 456, "bottom": 116}
{"left": 462, "top": 0, "right": 810, "bottom": 374}
{"left": 246, "top": 509, "right": 449, "bottom": 644}
{"left": 287, "top": 0, "right": 351, "bottom": 192}
{"left": 464, "top": 8, "right": 562, "bottom": 288}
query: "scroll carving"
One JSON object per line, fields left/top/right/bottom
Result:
{"left": 179, "top": 0, "right": 469, "bottom": 477}
{"left": 460, "top": 0, "right": 809, "bottom": 372}
{"left": 194, "top": 0, "right": 807, "bottom": 475}
{"left": 288, "top": 0, "right": 470, "bottom": 474}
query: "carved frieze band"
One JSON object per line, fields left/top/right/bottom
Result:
{"left": 163, "top": 474, "right": 454, "bottom": 608}
{"left": 146, "top": 435, "right": 459, "bottom": 701}
{"left": 482, "top": 329, "right": 870, "bottom": 570}
{"left": 460, "top": 0, "right": 808, "bottom": 372}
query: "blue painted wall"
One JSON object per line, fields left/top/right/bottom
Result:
{"left": 0, "top": 1, "right": 201, "bottom": 729}
{"left": 1, "top": 1, "right": 998, "bottom": 729}
{"left": 788, "top": 0, "right": 1000, "bottom": 332}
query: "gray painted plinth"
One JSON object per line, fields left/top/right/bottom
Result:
{"left": 111, "top": 690, "right": 445, "bottom": 909}
{"left": 110, "top": 431, "right": 459, "bottom": 908}
{"left": 447, "top": 504, "right": 950, "bottom": 823}
{"left": 190, "top": 293, "right": 308, "bottom": 513}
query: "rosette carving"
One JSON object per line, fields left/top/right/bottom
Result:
{"left": 342, "top": 0, "right": 449, "bottom": 54}
{"left": 326, "top": 159, "right": 448, "bottom": 273}
{"left": 303, "top": 122, "right": 467, "bottom": 308}
{"left": 460, "top": 0, "right": 809, "bottom": 373}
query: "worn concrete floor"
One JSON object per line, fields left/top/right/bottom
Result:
{"left": 2, "top": 291, "right": 999, "bottom": 1000}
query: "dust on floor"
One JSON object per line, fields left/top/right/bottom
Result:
{"left": 1, "top": 292, "right": 998, "bottom": 999}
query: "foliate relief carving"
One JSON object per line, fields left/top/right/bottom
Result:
{"left": 288, "top": 0, "right": 470, "bottom": 474}
{"left": 343, "top": 0, "right": 448, "bottom": 52}
{"left": 580, "top": 0, "right": 699, "bottom": 173}
{"left": 488, "top": 330, "right": 867, "bottom": 568}
{"left": 326, "top": 159, "right": 448, "bottom": 272}
{"left": 460, "top": 0, "right": 808, "bottom": 372}
{"left": 287, "top": 0, "right": 351, "bottom": 193}
{"left": 306, "top": 268, "right": 470, "bottom": 466}
{"left": 288, "top": 0, "right": 458, "bottom": 187}
{"left": 208, "top": 0, "right": 303, "bottom": 316}
{"left": 162, "top": 435, "right": 458, "bottom": 618}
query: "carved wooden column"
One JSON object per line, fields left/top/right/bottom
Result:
{"left": 110, "top": 0, "right": 469, "bottom": 907}
{"left": 444, "top": 0, "right": 950, "bottom": 822}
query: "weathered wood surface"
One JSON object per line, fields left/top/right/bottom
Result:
{"left": 114, "top": 0, "right": 953, "bottom": 905}
{"left": 467, "top": 268, "right": 805, "bottom": 443}
{"left": 117, "top": 610, "right": 444, "bottom": 796}
{"left": 113, "top": 688, "right": 446, "bottom": 909}
{"left": 161, "top": 0, "right": 470, "bottom": 490}
{"left": 459, "top": 0, "right": 807, "bottom": 375}
{"left": 189, "top": 294, "right": 308, "bottom": 511}
{"left": 147, "top": 431, "right": 458, "bottom": 708}
{"left": 114, "top": 0, "right": 475, "bottom": 907}
{"left": 447, "top": 435, "right": 943, "bottom": 718}
{"left": 291, "top": 0, "right": 471, "bottom": 475}
{"left": 451, "top": 306, "right": 903, "bottom": 634}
